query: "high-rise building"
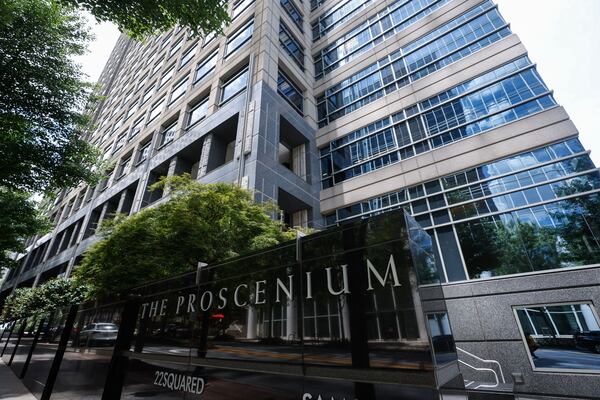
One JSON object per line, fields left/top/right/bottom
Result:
{"left": 2, "top": 0, "right": 599, "bottom": 398}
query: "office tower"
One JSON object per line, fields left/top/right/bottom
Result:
{"left": 2, "top": 1, "right": 599, "bottom": 398}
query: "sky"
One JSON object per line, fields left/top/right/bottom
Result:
{"left": 76, "top": 1, "right": 600, "bottom": 164}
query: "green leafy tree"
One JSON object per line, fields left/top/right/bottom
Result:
{"left": 0, "top": 0, "right": 100, "bottom": 269}
{"left": 1, "top": 278, "right": 87, "bottom": 321}
{"left": 74, "top": 175, "right": 301, "bottom": 298}
{"left": 59, "top": 0, "right": 230, "bottom": 39}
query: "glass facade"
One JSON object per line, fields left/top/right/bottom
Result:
{"left": 320, "top": 57, "right": 556, "bottom": 188}
{"left": 280, "top": 0, "right": 303, "bottom": 31}
{"left": 316, "top": 1, "right": 510, "bottom": 127}
{"left": 194, "top": 51, "right": 218, "bottom": 84}
{"left": 277, "top": 70, "right": 304, "bottom": 114}
{"left": 312, "top": 0, "right": 375, "bottom": 41}
{"left": 314, "top": 0, "right": 451, "bottom": 79}
{"left": 280, "top": 22, "right": 304, "bottom": 70}
{"left": 325, "top": 138, "right": 600, "bottom": 281}
{"left": 225, "top": 19, "right": 254, "bottom": 57}
{"left": 515, "top": 303, "right": 600, "bottom": 372}
{"left": 232, "top": 0, "right": 254, "bottom": 20}
{"left": 220, "top": 66, "right": 249, "bottom": 104}
{"left": 187, "top": 97, "right": 209, "bottom": 128}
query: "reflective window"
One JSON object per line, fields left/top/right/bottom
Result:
{"left": 325, "top": 139, "right": 599, "bottom": 281}
{"left": 232, "top": 0, "right": 254, "bottom": 19}
{"left": 141, "top": 84, "right": 155, "bottom": 105}
{"left": 194, "top": 51, "right": 218, "bottom": 84}
{"left": 148, "top": 98, "right": 165, "bottom": 122}
{"left": 169, "top": 37, "right": 182, "bottom": 57}
{"left": 281, "top": 0, "right": 303, "bottom": 31}
{"left": 314, "top": 0, "right": 451, "bottom": 79}
{"left": 114, "top": 132, "right": 127, "bottom": 152}
{"left": 515, "top": 303, "right": 600, "bottom": 372}
{"left": 169, "top": 77, "right": 188, "bottom": 105}
{"left": 316, "top": 1, "right": 509, "bottom": 126}
{"left": 117, "top": 155, "right": 132, "bottom": 177}
{"left": 179, "top": 42, "right": 198, "bottom": 69}
{"left": 188, "top": 97, "right": 209, "bottom": 128}
{"left": 137, "top": 140, "right": 151, "bottom": 163}
{"left": 159, "top": 121, "right": 177, "bottom": 147}
{"left": 277, "top": 70, "right": 303, "bottom": 114}
{"left": 312, "top": 0, "right": 374, "bottom": 41}
{"left": 225, "top": 19, "right": 254, "bottom": 57}
{"left": 129, "top": 116, "right": 144, "bottom": 140}
{"left": 280, "top": 22, "right": 304, "bottom": 70}
{"left": 220, "top": 66, "right": 249, "bottom": 104}
{"left": 159, "top": 64, "right": 175, "bottom": 87}
{"left": 319, "top": 58, "right": 555, "bottom": 187}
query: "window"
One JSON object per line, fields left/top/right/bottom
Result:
{"left": 169, "top": 37, "right": 183, "bottom": 56}
{"left": 195, "top": 51, "right": 218, "bottom": 84}
{"left": 232, "top": 0, "right": 254, "bottom": 19}
{"left": 515, "top": 303, "right": 600, "bottom": 372}
{"left": 148, "top": 98, "right": 165, "bottom": 123}
{"left": 137, "top": 140, "right": 152, "bottom": 164}
{"left": 280, "top": 0, "right": 303, "bottom": 31}
{"left": 114, "top": 133, "right": 127, "bottom": 152}
{"left": 277, "top": 70, "right": 303, "bottom": 114}
{"left": 159, "top": 65, "right": 175, "bottom": 87}
{"left": 161, "top": 33, "right": 172, "bottom": 49}
{"left": 151, "top": 61, "right": 163, "bottom": 75}
{"left": 159, "top": 122, "right": 177, "bottom": 147}
{"left": 142, "top": 84, "right": 155, "bottom": 105}
{"left": 220, "top": 66, "right": 249, "bottom": 104}
{"left": 313, "top": 0, "right": 452, "bottom": 79}
{"left": 130, "top": 116, "right": 144, "bottom": 139}
{"left": 112, "top": 117, "right": 124, "bottom": 132}
{"left": 126, "top": 100, "right": 138, "bottom": 119}
{"left": 180, "top": 42, "right": 198, "bottom": 69}
{"left": 187, "top": 97, "right": 209, "bottom": 128}
{"left": 312, "top": 0, "right": 374, "bottom": 41}
{"left": 279, "top": 23, "right": 304, "bottom": 70}
{"left": 169, "top": 77, "right": 188, "bottom": 105}
{"left": 225, "top": 19, "right": 254, "bottom": 57}
{"left": 117, "top": 155, "right": 132, "bottom": 178}
{"left": 316, "top": 2, "right": 509, "bottom": 126}
{"left": 203, "top": 31, "right": 216, "bottom": 47}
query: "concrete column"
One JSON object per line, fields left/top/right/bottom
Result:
{"left": 286, "top": 300, "right": 297, "bottom": 340}
{"left": 246, "top": 306, "right": 258, "bottom": 339}
{"left": 198, "top": 134, "right": 213, "bottom": 178}
{"left": 115, "top": 190, "right": 129, "bottom": 215}
{"left": 292, "top": 210, "right": 308, "bottom": 228}
{"left": 341, "top": 296, "right": 351, "bottom": 341}
{"left": 292, "top": 143, "right": 307, "bottom": 180}
{"left": 95, "top": 203, "right": 110, "bottom": 231}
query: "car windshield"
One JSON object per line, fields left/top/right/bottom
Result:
{"left": 96, "top": 324, "right": 118, "bottom": 330}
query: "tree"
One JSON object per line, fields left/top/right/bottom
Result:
{"left": 0, "top": 0, "right": 101, "bottom": 269}
{"left": 73, "top": 175, "right": 300, "bottom": 298}
{"left": 59, "top": 0, "right": 230, "bottom": 39}
{"left": 0, "top": 278, "right": 87, "bottom": 321}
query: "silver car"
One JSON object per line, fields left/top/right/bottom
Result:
{"left": 79, "top": 323, "right": 119, "bottom": 346}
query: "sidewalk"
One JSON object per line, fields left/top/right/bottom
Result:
{"left": 0, "top": 360, "right": 36, "bottom": 400}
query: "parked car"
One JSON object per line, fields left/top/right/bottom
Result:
{"left": 574, "top": 330, "right": 600, "bottom": 353}
{"left": 79, "top": 323, "right": 119, "bottom": 346}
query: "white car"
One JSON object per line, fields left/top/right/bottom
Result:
{"left": 79, "top": 323, "right": 119, "bottom": 346}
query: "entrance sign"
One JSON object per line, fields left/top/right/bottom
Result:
{"left": 120, "top": 210, "right": 463, "bottom": 399}
{"left": 0, "top": 210, "right": 465, "bottom": 399}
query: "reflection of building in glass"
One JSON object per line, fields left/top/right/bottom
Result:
{"left": 517, "top": 304, "right": 599, "bottom": 339}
